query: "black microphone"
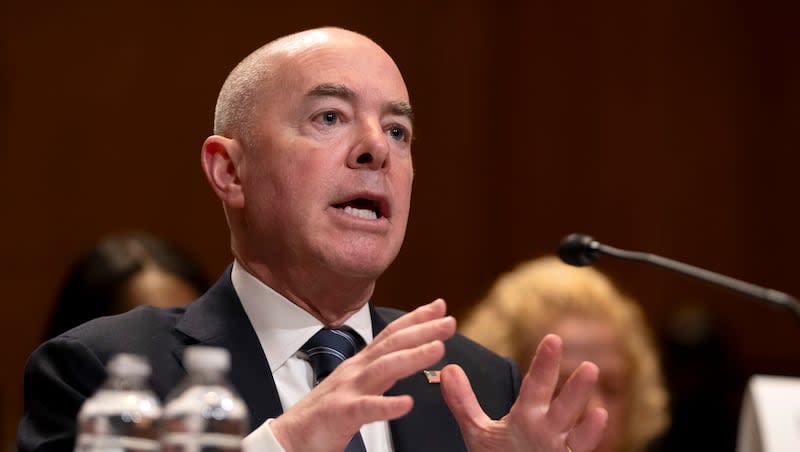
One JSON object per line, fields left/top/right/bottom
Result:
{"left": 558, "top": 233, "right": 800, "bottom": 318}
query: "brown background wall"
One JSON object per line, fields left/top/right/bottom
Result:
{"left": 2, "top": 1, "right": 799, "bottom": 450}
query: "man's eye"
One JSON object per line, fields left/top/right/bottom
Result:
{"left": 320, "top": 111, "right": 338, "bottom": 125}
{"left": 388, "top": 126, "right": 406, "bottom": 141}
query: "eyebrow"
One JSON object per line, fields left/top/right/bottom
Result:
{"left": 307, "top": 83, "right": 355, "bottom": 99}
{"left": 388, "top": 100, "right": 414, "bottom": 122}
{"left": 306, "top": 83, "right": 414, "bottom": 123}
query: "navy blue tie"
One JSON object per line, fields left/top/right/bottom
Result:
{"left": 301, "top": 328, "right": 367, "bottom": 452}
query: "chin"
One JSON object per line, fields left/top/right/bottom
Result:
{"left": 323, "top": 237, "right": 400, "bottom": 277}
{"left": 338, "top": 258, "right": 392, "bottom": 280}
{"left": 329, "top": 249, "right": 396, "bottom": 279}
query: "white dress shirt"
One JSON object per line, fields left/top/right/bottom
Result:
{"left": 233, "top": 261, "right": 395, "bottom": 452}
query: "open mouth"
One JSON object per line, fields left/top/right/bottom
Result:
{"left": 333, "top": 197, "right": 384, "bottom": 221}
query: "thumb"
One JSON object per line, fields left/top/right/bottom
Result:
{"left": 440, "top": 364, "right": 490, "bottom": 435}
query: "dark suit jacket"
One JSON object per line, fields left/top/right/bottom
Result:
{"left": 19, "top": 267, "right": 520, "bottom": 451}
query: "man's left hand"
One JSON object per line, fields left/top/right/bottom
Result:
{"left": 441, "top": 334, "right": 607, "bottom": 452}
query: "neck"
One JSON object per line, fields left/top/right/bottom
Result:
{"left": 234, "top": 257, "right": 375, "bottom": 327}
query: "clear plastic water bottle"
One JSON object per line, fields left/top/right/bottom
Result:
{"left": 75, "top": 353, "right": 162, "bottom": 452}
{"left": 161, "top": 346, "right": 249, "bottom": 452}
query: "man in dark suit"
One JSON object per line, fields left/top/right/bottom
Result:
{"left": 19, "top": 27, "right": 607, "bottom": 452}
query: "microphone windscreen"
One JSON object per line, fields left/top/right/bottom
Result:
{"left": 558, "top": 233, "right": 597, "bottom": 267}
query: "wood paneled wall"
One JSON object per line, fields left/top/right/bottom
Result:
{"left": 2, "top": 1, "right": 798, "bottom": 449}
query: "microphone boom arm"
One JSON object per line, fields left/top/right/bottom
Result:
{"left": 573, "top": 235, "right": 800, "bottom": 319}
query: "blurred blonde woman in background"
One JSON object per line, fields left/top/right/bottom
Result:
{"left": 461, "top": 256, "right": 669, "bottom": 452}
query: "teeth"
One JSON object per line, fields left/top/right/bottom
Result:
{"left": 343, "top": 205, "right": 378, "bottom": 220}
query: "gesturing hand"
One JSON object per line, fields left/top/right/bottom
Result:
{"left": 269, "top": 299, "right": 456, "bottom": 452}
{"left": 441, "top": 334, "right": 608, "bottom": 452}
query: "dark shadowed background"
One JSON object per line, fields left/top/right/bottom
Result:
{"left": 2, "top": 1, "right": 799, "bottom": 450}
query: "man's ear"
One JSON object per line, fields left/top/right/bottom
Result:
{"left": 201, "top": 135, "right": 245, "bottom": 208}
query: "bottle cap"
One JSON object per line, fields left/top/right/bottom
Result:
{"left": 107, "top": 353, "right": 151, "bottom": 377}
{"left": 184, "top": 345, "right": 231, "bottom": 372}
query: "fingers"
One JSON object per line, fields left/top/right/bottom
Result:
{"left": 508, "top": 334, "right": 604, "bottom": 449}
{"left": 374, "top": 298, "right": 447, "bottom": 340}
{"left": 357, "top": 340, "right": 446, "bottom": 394}
{"left": 567, "top": 407, "right": 608, "bottom": 452}
{"left": 513, "top": 334, "right": 562, "bottom": 410}
{"left": 316, "top": 297, "right": 453, "bottom": 396}
{"left": 348, "top": 300, "right": 455, "bottom": 394}
{"left": 547, "top": 362, "right": 599, "bottom": 430}
{"left": 270, "top": 299, "right": 450, "bottom": 452}
{"left": 360, "top": 314, "right": 455, "bottom": 363}
{"left": 440, "top": 364, "right": 490, "bottom": 436}
{"left": 434, "top": 334, "right": 606, "bottom": 452}
{"left": 343, "top": 394, "right": 415, "bottom": 426}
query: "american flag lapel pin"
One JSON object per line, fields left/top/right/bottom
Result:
{"left": 423, "top": 370, "right": 441, "bottom": 384}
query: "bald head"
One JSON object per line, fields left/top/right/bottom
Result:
{"left": 213, "top": 27, "right": 400, "bottom": 144}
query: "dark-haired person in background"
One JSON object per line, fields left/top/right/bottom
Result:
{"left": 20, "top": 27, "right": 608, "bottom": 452}
{"left": 46, "top": 232, "right": 209, "bottom": 339}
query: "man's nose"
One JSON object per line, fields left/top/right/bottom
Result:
{"left": 348, "top": 121, "right": 389, "bottom": 170}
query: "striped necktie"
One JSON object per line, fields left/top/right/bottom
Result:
{"left": 301, "top": 328, "right": 367, "bottom": 452}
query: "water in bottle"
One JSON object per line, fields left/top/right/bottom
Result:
{"left": 75, "top": 353, "right": 162, "bottom": 452}
{"left": 161, "top": 346, "right": 249, "bottom": 452}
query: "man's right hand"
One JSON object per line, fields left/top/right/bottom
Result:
{"left": 269, "top": 298, "right": 455, "bottom": 452}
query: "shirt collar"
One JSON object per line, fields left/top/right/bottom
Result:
{"left": 231, "top": 260, "right": 374, "bottom": 373}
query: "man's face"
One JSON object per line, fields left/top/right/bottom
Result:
{"left": 237, "top": 33, "right": 414, "bottom": 283}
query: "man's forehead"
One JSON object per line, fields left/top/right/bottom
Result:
{"left": 253, "top": 31, "right": 411, "bottom": 117}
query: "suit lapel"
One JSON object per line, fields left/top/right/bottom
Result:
{"left": 173, "top": 265, "right": 283, "bottom": 432}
